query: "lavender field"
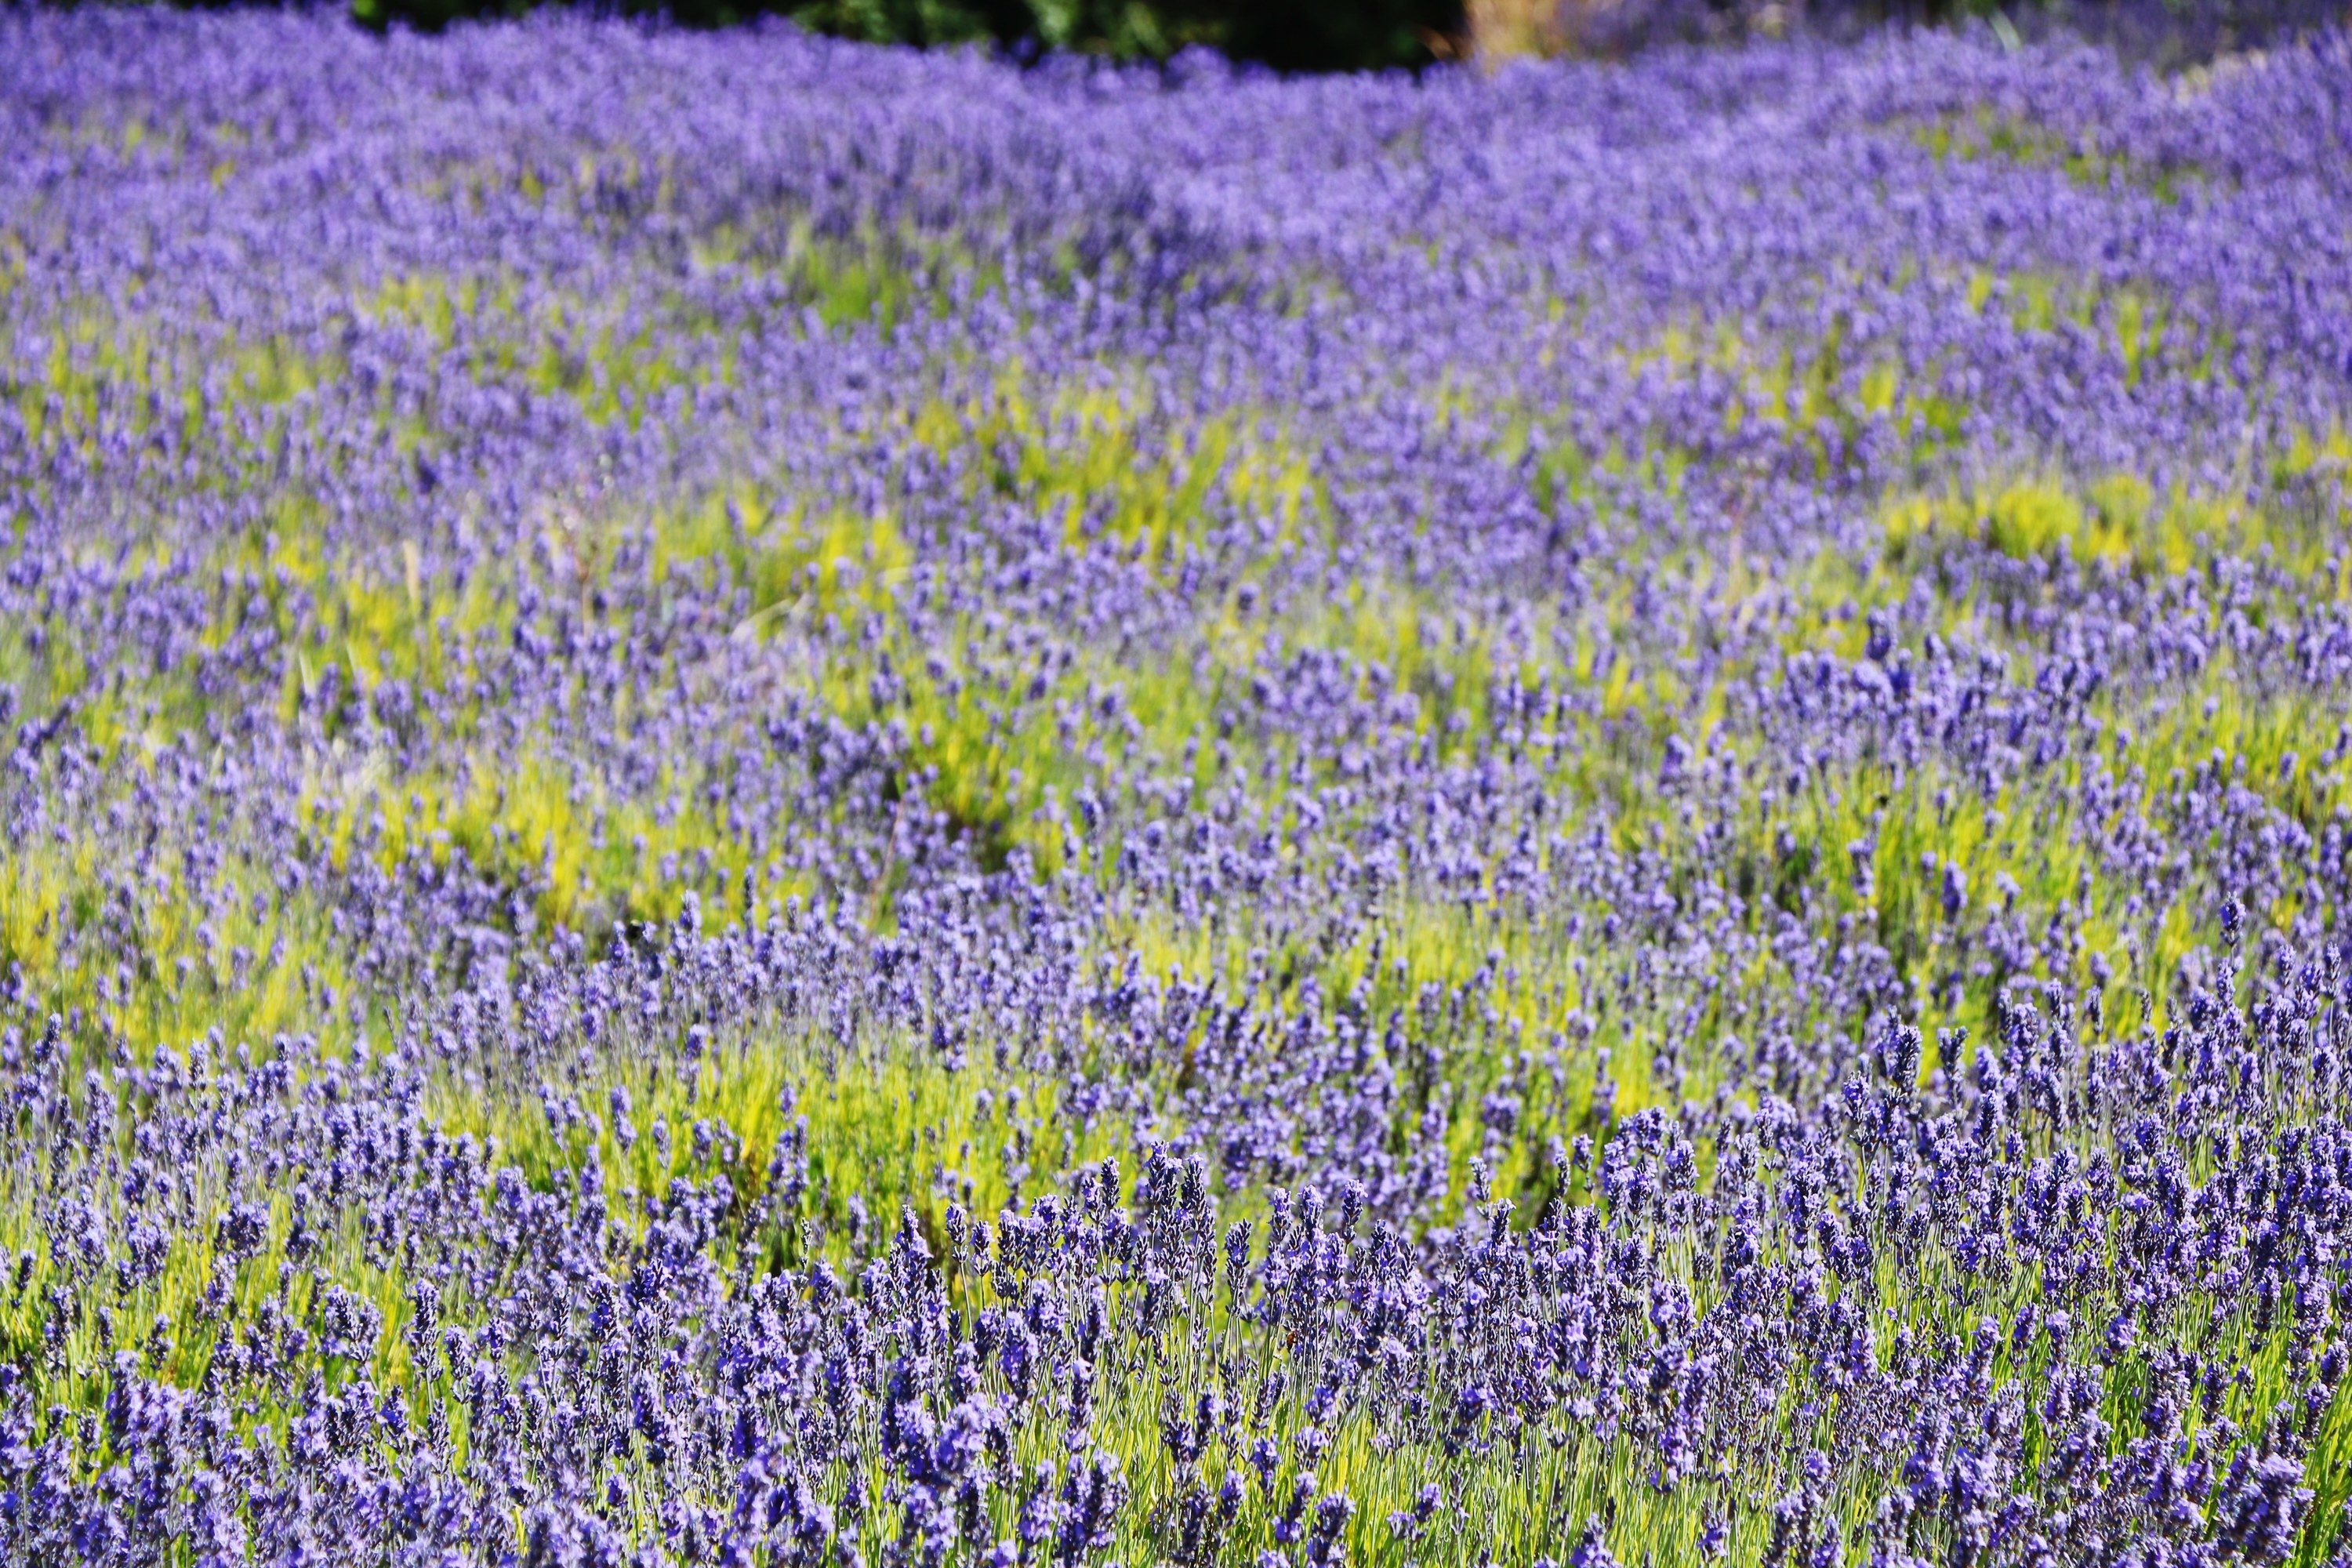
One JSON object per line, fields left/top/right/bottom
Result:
{"left": 4, "top": 9, "right": 2352, "bottom": 1565}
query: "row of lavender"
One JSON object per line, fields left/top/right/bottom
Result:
{"left": 4, "top": 9, "right": 2352, "bottom": 1565}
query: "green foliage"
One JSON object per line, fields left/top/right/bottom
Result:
{"left": 343, "top": 0, "right": 1460, "bottom": 72}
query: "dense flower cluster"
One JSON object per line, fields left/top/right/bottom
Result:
{"left": 3, "top": 9, "right": 2352, "bottom": 1565}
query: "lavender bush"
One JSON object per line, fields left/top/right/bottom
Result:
{"left": 4, "top": 9, "right": 2352, "bottom": 1564}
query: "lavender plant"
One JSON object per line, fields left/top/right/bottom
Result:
{"left": 2, "top": 9, "right": 2352, "bottom": 1565}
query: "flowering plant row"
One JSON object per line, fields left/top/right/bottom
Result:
{"left": 2, "top": 12, "right": 2351, "bottom": 1566}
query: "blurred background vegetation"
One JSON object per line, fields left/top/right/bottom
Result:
{"left": 214, "top": 0, "right": 2342, "bottom": 93}
{"left": 344, "top": 0, "right": 1463, "bottom": 67}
